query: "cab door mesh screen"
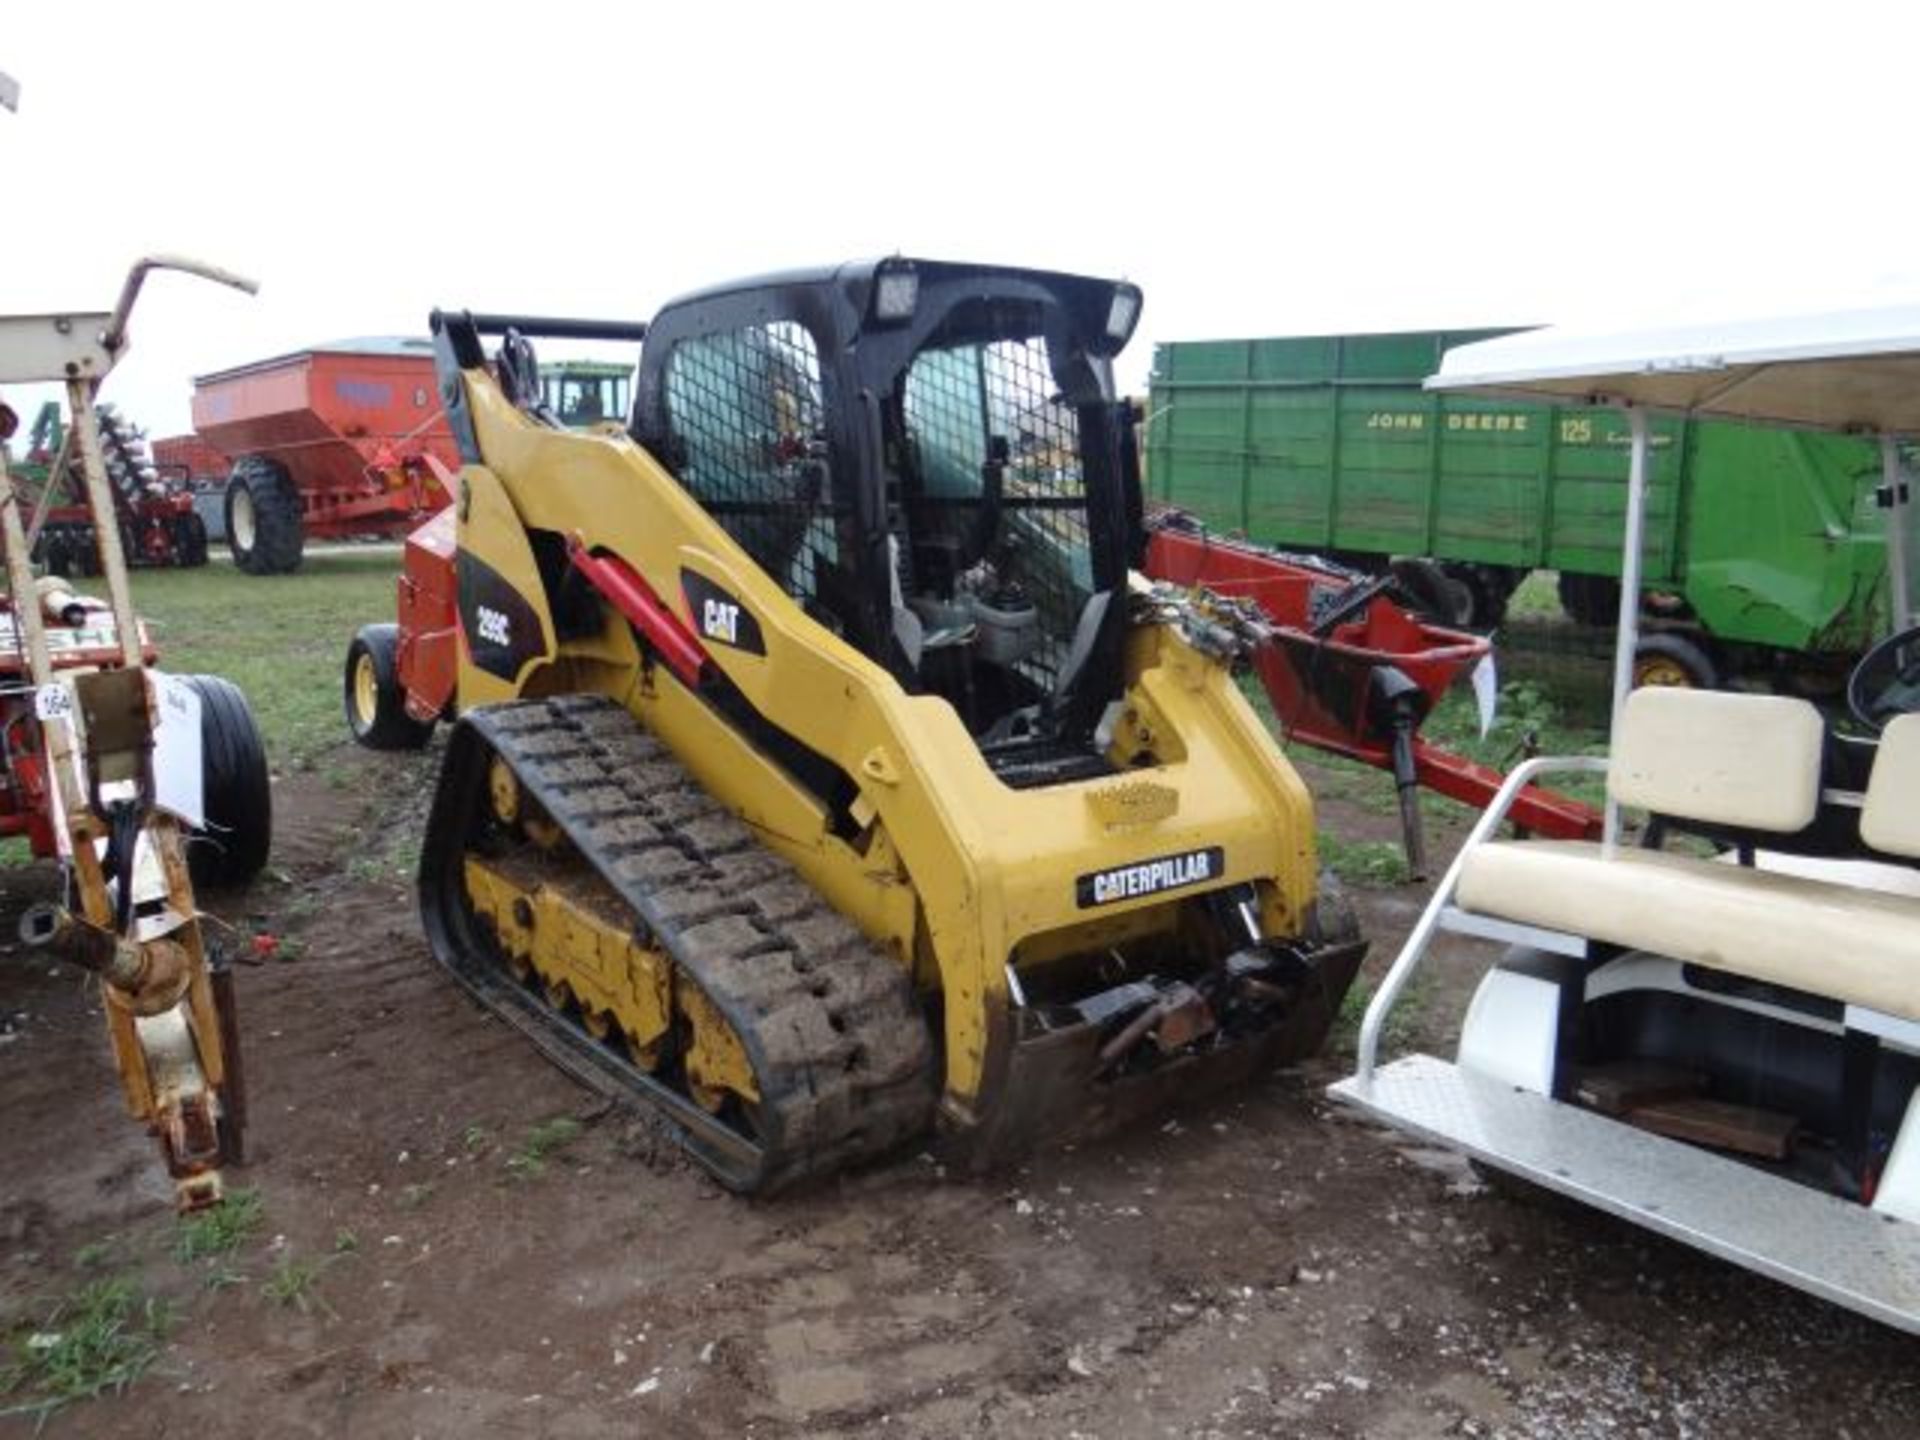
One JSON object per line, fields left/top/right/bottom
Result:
{"left": 903, "top": 336, "right": 1092, "bottom": 688}
{"left": 663, "top": 323, "right": 835, "bottom": 602}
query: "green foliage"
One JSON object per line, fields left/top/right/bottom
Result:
{"left": 1316, "top": 832, "right": 1411, "bottom": 888}
{"left": 398, "top": 1182, "right": 435, "bottom": 1209}
{"left": 0, "top": 1276, "right": 170, "bottom": 1423}
{"left": 1330, "top": 976, "right": 1427, "bottom": 1059}
{"left": 70, "top": 1238, "right": 119, "bottom": 1272}
{"left": 172, "top": 1187, "right": 264, "bottom": 1263}
{"left": 506, "top": 1116, "right": 585, "bottom": 1180}
{"left": 261, "top": 1255, "right": 333, "bottom": 1317}
{"left": 111, "top": 550, "right": 399, "bottom": 769}
{"left": 1504, "top": 570, "right": 1564, "bottom": 621}
{"left": 1421, "top": 677, "right": 1610, "bottom": 811}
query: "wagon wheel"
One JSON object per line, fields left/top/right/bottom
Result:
{"left": 1632, "top": 633, "right": 1718, "bottom": 690}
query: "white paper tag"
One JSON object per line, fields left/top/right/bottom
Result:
{"left": 1470, "top": 652, "right": 1499, "bottom": 739}
{"left": 33, "top": 681, "right": 73, "bottom": 722}
{"left": 150, "top": 672, "right": 205, "bottom": 830}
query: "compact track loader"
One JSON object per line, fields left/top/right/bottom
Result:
{"left": 349, "top": 260, "right": 1366, "bottom": 1190}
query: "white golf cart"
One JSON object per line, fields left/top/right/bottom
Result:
{"left": 1330, "top": 307, "right": 1920, "bottom": 1333}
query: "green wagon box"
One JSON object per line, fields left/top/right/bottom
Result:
{"left": 1147, "top": 329, "right": 1905, "bottom": 687}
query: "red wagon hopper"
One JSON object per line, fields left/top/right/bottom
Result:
{"left": 189, "top": 338, "right": 457, "bottom": 574}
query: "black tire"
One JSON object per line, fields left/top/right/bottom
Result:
{"left": 173, "top": 511, "right": 209, "bottom": 568}
{"left": 225, "top": 456, "right": 304, "bottom": 575}
{"left": 1632, "top": 632, "right": 1719, "bottom": 691}
{"left": 1389, "top": 557, "right": 1474, "bottom": 627}
{"left": 1442, "top": 563, "right": 1518, "bottom": 630}
{"left": 345, "top": 622, "right": 435, "bottom": 749}
{"left": 181, "top": 674, "right": 273, "bottom": 890}
{"left": 1557, "top": 572, "right": 1622, "bottom": 628}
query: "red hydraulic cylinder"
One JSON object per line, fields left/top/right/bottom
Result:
{"left": 566, "top": 543, "right": 711, "bottom": 689}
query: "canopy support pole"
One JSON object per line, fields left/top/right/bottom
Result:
{"left": 1604, "top": 405, "right": 1651, "bottom": 850}
{"left": 1882, "top": 434, "right": 1913, "bottom": 634}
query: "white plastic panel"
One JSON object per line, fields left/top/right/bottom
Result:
{"left": 1877, "top": 1093, "right": 1920, "bottom": 1226}
{"left": 1863, "top": 714, "right": 1920, "bottom": 859}
{"left": 1331, "top": 1055, "right": 1920, "bottom": 1335}
{"left": 1456, "top": 840, "right": 1920, "bottom": 1022}
{"left": 0, "top": 312, "right": 112, "bottom": 384}
{"left": 1457, "top": 968, "right": 1561, "bottom": 1096}
{"left": 1611, "top": 688, "right": 1826, "bottom": 831}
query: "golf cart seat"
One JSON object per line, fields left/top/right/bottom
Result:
{"left": 1456, "top": 689, "right": 1920, "bottom": 1023}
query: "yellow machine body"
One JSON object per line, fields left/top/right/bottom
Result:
{"left": 449, "top": 375, "right": 1327, "bottom": 1129}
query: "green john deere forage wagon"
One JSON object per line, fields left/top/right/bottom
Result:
{"left": 1147, "top": 328, "right": 1909, "bottom": 691}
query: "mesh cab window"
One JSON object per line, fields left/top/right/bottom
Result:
{"left": 902, "top": 336, "right": 1093, "bottom": 688}
{"left": 663, "top": 323, "right": 834, "bottom": 602}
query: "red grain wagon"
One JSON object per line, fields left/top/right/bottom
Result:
{"left": 188, "top": 338, "right": 457, "bottom": 574}
{"left": 151, "top": 431, "right": 230, "bottom": 483}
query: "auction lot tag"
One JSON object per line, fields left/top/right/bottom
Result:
{"left": 33, "top": 681, "right": 73, "bottom": 722}
{"left": 151, "top": 672, "right": 205, "bottom": 830}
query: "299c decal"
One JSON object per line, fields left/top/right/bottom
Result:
{"left": 456, "top": 552, "right": 546, "bottom": 682}
{"left": 475, "top": 605, "right": 511, "bottom": 647}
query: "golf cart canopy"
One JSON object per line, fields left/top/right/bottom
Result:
{"left": 1427, "top": 303, "right": 1920, "bottom": 754}
{"left": 1426, "top": 304, "right": 1920, "bottom": 436}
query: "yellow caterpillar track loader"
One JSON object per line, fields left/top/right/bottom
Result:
{"left": 358, "top": 259, "right": 1366, "bottom": 1190}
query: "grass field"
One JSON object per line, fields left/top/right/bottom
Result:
{"left": 128, "top": 548, "right": 399, "bottom": 769}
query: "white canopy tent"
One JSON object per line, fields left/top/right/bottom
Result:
{"left": 1428, "top": 305, "right": 1920, "bottom": 840}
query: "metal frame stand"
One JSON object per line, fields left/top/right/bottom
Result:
{"left": 0, "top": 257, "right": 257, "bottom": 1208}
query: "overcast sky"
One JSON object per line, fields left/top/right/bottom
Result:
{"left": 6, "top": 1, "right": 1919, "bottom": 439}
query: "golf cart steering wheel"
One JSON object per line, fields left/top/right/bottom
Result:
{"left": 1847, "top": 622, "right": 1920, "bottom": 733}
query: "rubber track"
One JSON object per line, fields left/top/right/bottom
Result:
{"left": 427, "top": 695, "right": 936, "bottom": 1192}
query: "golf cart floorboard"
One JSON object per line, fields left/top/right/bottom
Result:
{"left": 1329, "top": 1054, "right": 1920, "bottom": 1334}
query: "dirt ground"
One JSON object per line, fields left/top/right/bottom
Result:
{"left": 3, "top": 750, "right": 1917, "bottom": 1438}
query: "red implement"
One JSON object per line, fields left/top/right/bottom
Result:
{"left": 151, "top": 432, "right": 230, "bottom": 483}
{"left": 189, "top": 339, "right": 456, "bottom": 542}
{"left": 0, "top": 600, "right": 157, "bottom": 855}
{"left": 1143, "top": 519, "right": 1601, "bottom": 868}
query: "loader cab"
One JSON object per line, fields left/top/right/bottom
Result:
{"left": 633, "top": 258, "right": 1146, "bottom": 786}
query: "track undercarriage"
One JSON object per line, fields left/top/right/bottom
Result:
{"left": 418, "top": 695, "right": 937, "bottom": 1192}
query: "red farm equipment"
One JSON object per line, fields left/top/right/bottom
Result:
{"left": 188, "top": 338, "right": 457, "bottom": 574}
{"left": 151, "top": 430, "right": 230, "bottom": 484}
{"left": 18, "top": 401, "right": 209, "bottom": 573}
{"left": 1143, "top": 513, "right": 1602, "bottom": 874}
